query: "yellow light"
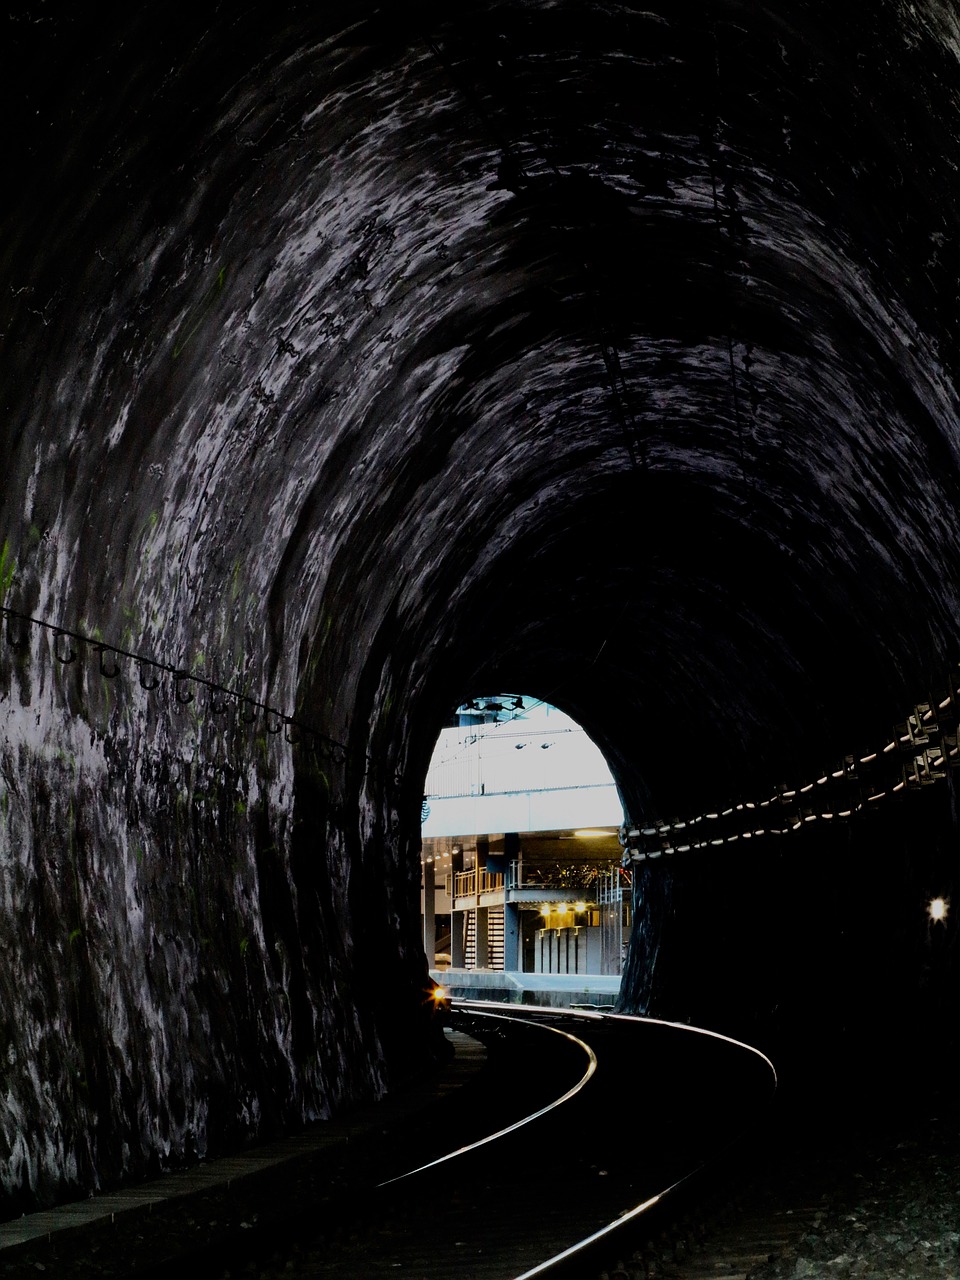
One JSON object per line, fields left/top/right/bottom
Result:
{"left": 557, "top": 903, "right": 569, "bottom": 914}
{"left": 574, "top": 829, "right": 610, "bottom": 838}
{"left": 540, "top": 906, "right": 551, "bottom": 917}
{"left": 574, "top": 901, "right": 588, "bottom": 913}
{"left": 928, "top": 897, "right": 949, "bottom": 923}
{"left": 432, "top": 985, "right": 447, "bottom": 1003}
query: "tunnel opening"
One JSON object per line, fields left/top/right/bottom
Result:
{"left": 419, "top": 694, "right": 628, "bottom": 994}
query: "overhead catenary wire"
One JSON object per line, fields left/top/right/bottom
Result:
{"left": 707, "top": 20, "right": 750, "bottom": 491}
{"left": 420, "top": 17, "right": 648, "bottom": 478}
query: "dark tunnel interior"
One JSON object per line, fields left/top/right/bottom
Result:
{"left": 1, "top": 0, "right": 960, "bottom": 1211}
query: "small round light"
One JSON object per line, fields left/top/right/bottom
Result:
{"left": 928, "top": 897, "right": 949, "bottom": 924}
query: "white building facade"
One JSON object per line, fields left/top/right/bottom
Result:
{"left": 421, "top": 699, "right": 630, "bottom": 977}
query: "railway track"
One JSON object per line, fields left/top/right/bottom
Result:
{"left": 2, "top": 1005, "right": 788, "bottom": 1279}
{"left": 249, "top": 1004, "right": 778, "bottom": 1279}
{"left": 570, "top": 1132, "right": 832, "bottom": 1280}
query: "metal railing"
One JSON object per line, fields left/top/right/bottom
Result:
{"left": 453, "top": 869, "right": 505, "bottom": 899}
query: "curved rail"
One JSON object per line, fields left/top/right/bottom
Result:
{"left": 378, "top": 1008, "right": 597, "bottom": 1187}
{"left": 516, "top": 1016, "right": 776, "bottom": 1279}
{"left": 452, "top": 1001, "right": 778, "bottom": 1280}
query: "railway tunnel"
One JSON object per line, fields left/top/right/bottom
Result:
{"left": 1, "top": 0, "right": 959, "bottom": 1214}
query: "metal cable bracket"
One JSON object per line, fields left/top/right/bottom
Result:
{"left": 0, "top": 604, "right": 365, "bottom": 773}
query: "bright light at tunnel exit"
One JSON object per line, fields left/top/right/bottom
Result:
{"left": 928, "top": 897, "right": 949, "bottom": 924}
{"left": 421, "top": 697, "right": 623, "bottom": 840}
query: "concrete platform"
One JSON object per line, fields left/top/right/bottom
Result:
{"left": 432, "top": 966, "right": 622, "bottom": 1008}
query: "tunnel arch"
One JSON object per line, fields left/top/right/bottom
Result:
{"left": 2, "top": 0, "right": 960, "bottom": 1210}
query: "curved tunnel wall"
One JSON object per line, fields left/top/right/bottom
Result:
{"left": 1, "top": 0, "right": 960, "bottom": 1208}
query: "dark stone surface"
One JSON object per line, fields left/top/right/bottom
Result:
{"left": 748, "top": 1109, "right": 960, "bottom": 1280}
{"left": 1, "top": 0, "right": 959, "bottom": 1213}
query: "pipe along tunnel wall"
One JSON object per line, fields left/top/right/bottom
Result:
{"left": 1, "top": 0, "right": 960, "bottom": 1211}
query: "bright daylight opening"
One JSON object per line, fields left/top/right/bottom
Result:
{"left": 420, "top": 696, "right": 629, "bottom": 1003}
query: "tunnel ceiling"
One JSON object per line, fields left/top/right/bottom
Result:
{"left": 5, "top": 0, "right": 960, "bottom": 821}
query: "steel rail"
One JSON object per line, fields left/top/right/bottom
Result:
{"left": 378, "top": 1008, "right": 597, "bottom": 1187}
{"left": 450, "top": 1000, "right": 777, "bottom": 1280}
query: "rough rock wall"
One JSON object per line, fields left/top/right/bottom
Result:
{"left": 2, "top": 0, "right": 960, "bottom": 1210}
